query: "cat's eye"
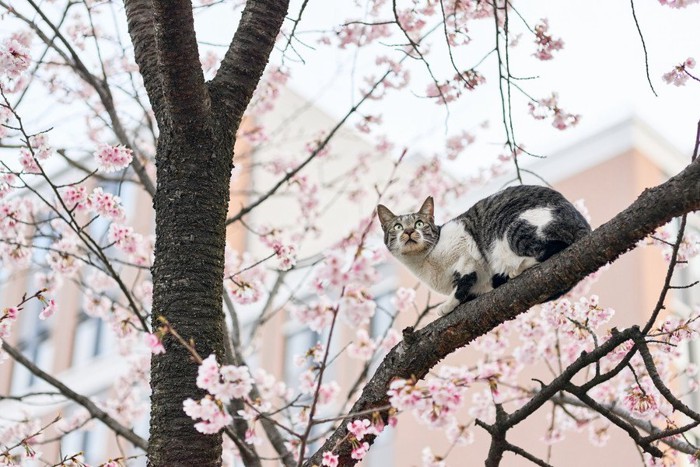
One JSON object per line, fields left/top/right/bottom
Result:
{"left": 393, "top": 223, "right": 403, "bottom": 231}
{"left": 415, "top": 220, "right": 424, "bottom": 228}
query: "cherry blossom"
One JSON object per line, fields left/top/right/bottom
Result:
{"left": 421, "top": 447, "right": 446, "bottom": 467}
{"left": 60, "top": 185, "right": 88, "bottom": 211}
{"left": 87, "top": 187, "right": 126, "bottom": 222}
{"left": 0, "top": 38, "right": 30, "bottom": 80}
{"left": 338, "top": 286, "right": 376, "bottom": 327}
{"left": 94, "top": 144, "right": 133, "bottom": 172}
{"left": 662, "top": 57, "right": 696, "bottom": 86}
{"left": 350, "top": 441, "right": 369, "bottom": 460}
{"left": 658, "top": 0, "right": 700, "bottom": 8}
{"left": 532, "top": 19, "right": 564, "bottom": 60}
{"left": 321, "top": 451, "right": 339, "bottom": 467}
{"left": 347, "top": 329, "right": 377, "bottom": 361}
{"left": 38, "top": 298, "right": 57, "bottom": 320}
{"left": 528, "top": 93, "right": 581, "bottom": 130}
{"left": 145, "top": 332, "right": 165, "bottom": 354}
{"left": 183, "top": 395, "right": 233, "bottom": 434}
{"left": 291, "top": 300, "right": 335, "bottom": 332}
{"left": 623, "top": 383, "right": 660, "bottom": 419}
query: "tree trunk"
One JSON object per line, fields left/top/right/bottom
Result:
{"left": 148, "top": 125, "right": 233, "bottom": 466}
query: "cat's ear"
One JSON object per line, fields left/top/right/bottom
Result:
{"left": 376, "top": 204, "right": 396, "bottom": 229}
{"left": 419, "top": 196, "right": 434, "bottom": 221}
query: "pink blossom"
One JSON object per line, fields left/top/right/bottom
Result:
{"left": 298, "top": 369, "right": 316, "bottom": 395}
{"left": 228, "top": 279, "right": 263, "bottom": 304}
{"left": 2, "top": 306, "right": 18, "bottom": 320}
{"left": 533, "top": 19, "right": 564, "bottom": 60}
{"left": 144, "top": 333, "right": 165, "bottom": 354}
{"left": 347, "top": 419, "right": 371, "bottom": 440}
{"left": 355, "top": 114, "right": 383, "bottom": 134}
{"left": 46, "top": 237, "right": 80, "bottom": 277}
{"left": 391, "top": 287, "right": 416, "bottom": 313}
{"left": 87, "top": 187, "right": 125, "bottom": 222}
{"left": 421, "top": 447, "right": 446, "bottom": 467}
{"left": 623, "top": 383, "right": 659, "bottom": 419}
{"left": 350, "top": 441, "right": 369, "bottom": 460}
{"left": 39, "top": 298, "right": 57, "bottom": 320}
{"left": 528, "top": 93, "right": 580, "bottom": 130}
{"left": 0, "top": 107, "right": 11, "bottom": 139}
{"left": 588, "top": 421, "right": 611, "bottom": 447}
{"left": 317, "top": 381, "right": 340, "bottom": 406}
{"left": 339, "top": 286, "right": 376, "bottom": 326}
{"left": 27, "top": 134, "right": 52, "bottom": 160}
{"left": 1, "top": 38, "right": 30, "bottom": 80}
{"left": 380, "top": 328, "right": 402, "bottom": 352}
{"left": 321, "top": 451, "right": 339, "bottom": 467}
{"left": 60, "top": 185, "right": 88, "bottom": 211}
{"left": 445, "top": 130, "right": 476, "bottom": 160}
{"left": 94, "top": 144, "right": 133, "bottom": 172}
{"left": 658, "top": 0, "right": 699, "bottom": 8}
{"left": 271, "top": 240, "right": 297, "bottom": 271}
{"left": 183, "top": 396, "right": 233, "bottom": 434}
{"left": 196, "top": 354, "right": 253, "bottom": 402}
{"left": 290, "top": 300, "right": 335, "bottom": 332}
{"left": 347, "top": 329, "right": 376, "bottom": 361}
{"left": 446, "top": 423, "right": 474, "bottom": 446}
{"left": 19, "top": 149, "right": 41, "bottom": 174}
{"left": 388, "top": 378, "right": 426, "bottom": 411}
{"left": 662, "top": 58, "right": 696, "bottom": 86}
{"left": 108, "top": 223, "right": 142, "bottom": 253}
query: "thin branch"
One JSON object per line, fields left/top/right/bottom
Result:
{"left": 1, "top": 342, "right": 147, "bottom": 451}
{"left": 630, "top": 0, "right": 658, "bottom": 97}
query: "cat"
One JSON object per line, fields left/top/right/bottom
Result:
{"left": 377, "top": 185, "right": 591, "bottom": 315}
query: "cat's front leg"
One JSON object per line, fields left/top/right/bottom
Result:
{"left": 437, "top": 271, "right": 479, "bottom": 316}
{"left": 437, "top": 293, "right": 461, "bottom": 316}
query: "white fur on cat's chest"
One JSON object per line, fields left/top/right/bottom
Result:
{"left": 401, "top": 222, "right": 488, "bottom": 296}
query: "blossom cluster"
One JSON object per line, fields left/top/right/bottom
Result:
{"left": 648, "top": 223, "right": 700, "bottom": 266}
{"left": 0, "top": 34, "right": 30, "bottom": 83}
{"left": 532, "top": 19, "right": 564, "bottom": 60}
{"left": 527, "top": 93, "right": 581, "bottom": 130}
{"left": 94, "top": 144, "right": 133, "bottom": 172}
{"left": 183, "top": 354, "right": 253, "bottom": 434}
{"left": 662, "top": 57, "right": 696, "bottom": 86}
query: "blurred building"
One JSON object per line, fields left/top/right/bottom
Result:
{"left": 1, "top": 86, "right": 698, "bottom": 466}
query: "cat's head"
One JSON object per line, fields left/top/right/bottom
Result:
{"left": 376, "top": 196, "right": 439, "bottom": 257}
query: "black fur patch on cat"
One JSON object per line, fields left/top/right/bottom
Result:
{"left": 538, "top": 240, "right": 570, "bottom": 262}
{"left": 491, "top": 273, "right": 509, "bottom": 288}
{"left": 452, "top": 271, "right": 478, "bottom": 303}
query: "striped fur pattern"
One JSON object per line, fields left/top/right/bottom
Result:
{"left": 377, "top": 185, "right": 591, "bottom": 315}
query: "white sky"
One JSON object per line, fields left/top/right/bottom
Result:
{"left": 251, "top": 0, "right": 700, "bottom": 168}
{"left": 4, "top": 0, "right": 699, "bottom": 177}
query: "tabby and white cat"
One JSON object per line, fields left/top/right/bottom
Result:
{"left": 377, "top": 185, "right": 591, "bottom": 315}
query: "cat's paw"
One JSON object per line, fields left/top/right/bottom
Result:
{"left": 437, "top": 298, "right": 459, "bottom": 316}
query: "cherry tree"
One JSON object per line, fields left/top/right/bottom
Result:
{"left": 0, "top": 0, "right": 699, "bottom": 466}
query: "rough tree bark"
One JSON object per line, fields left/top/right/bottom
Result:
{"left": 305, "top": 158, "right": 700, "bottom": 466}
{"left": 122, "top": 0, "right": 289, "bottom": 465}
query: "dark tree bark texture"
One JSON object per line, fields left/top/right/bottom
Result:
{"left": 123, "top": 0, "right": 289, "bottom": 465}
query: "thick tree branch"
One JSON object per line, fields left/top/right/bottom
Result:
{"left": 210, "top": 0, "right": 289, "bottom": 133}
{"left": 124, "top": 0, "right": 166, "bottom": 124}
{"left": 305, "top": 158, "right": 700, "bottom": 466}
{"left": 151, "top": 0, "right": 211, "bottom": 132}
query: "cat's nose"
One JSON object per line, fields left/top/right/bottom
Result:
{"left": 404, "top": 228, "right": 415, "bottom": 236}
